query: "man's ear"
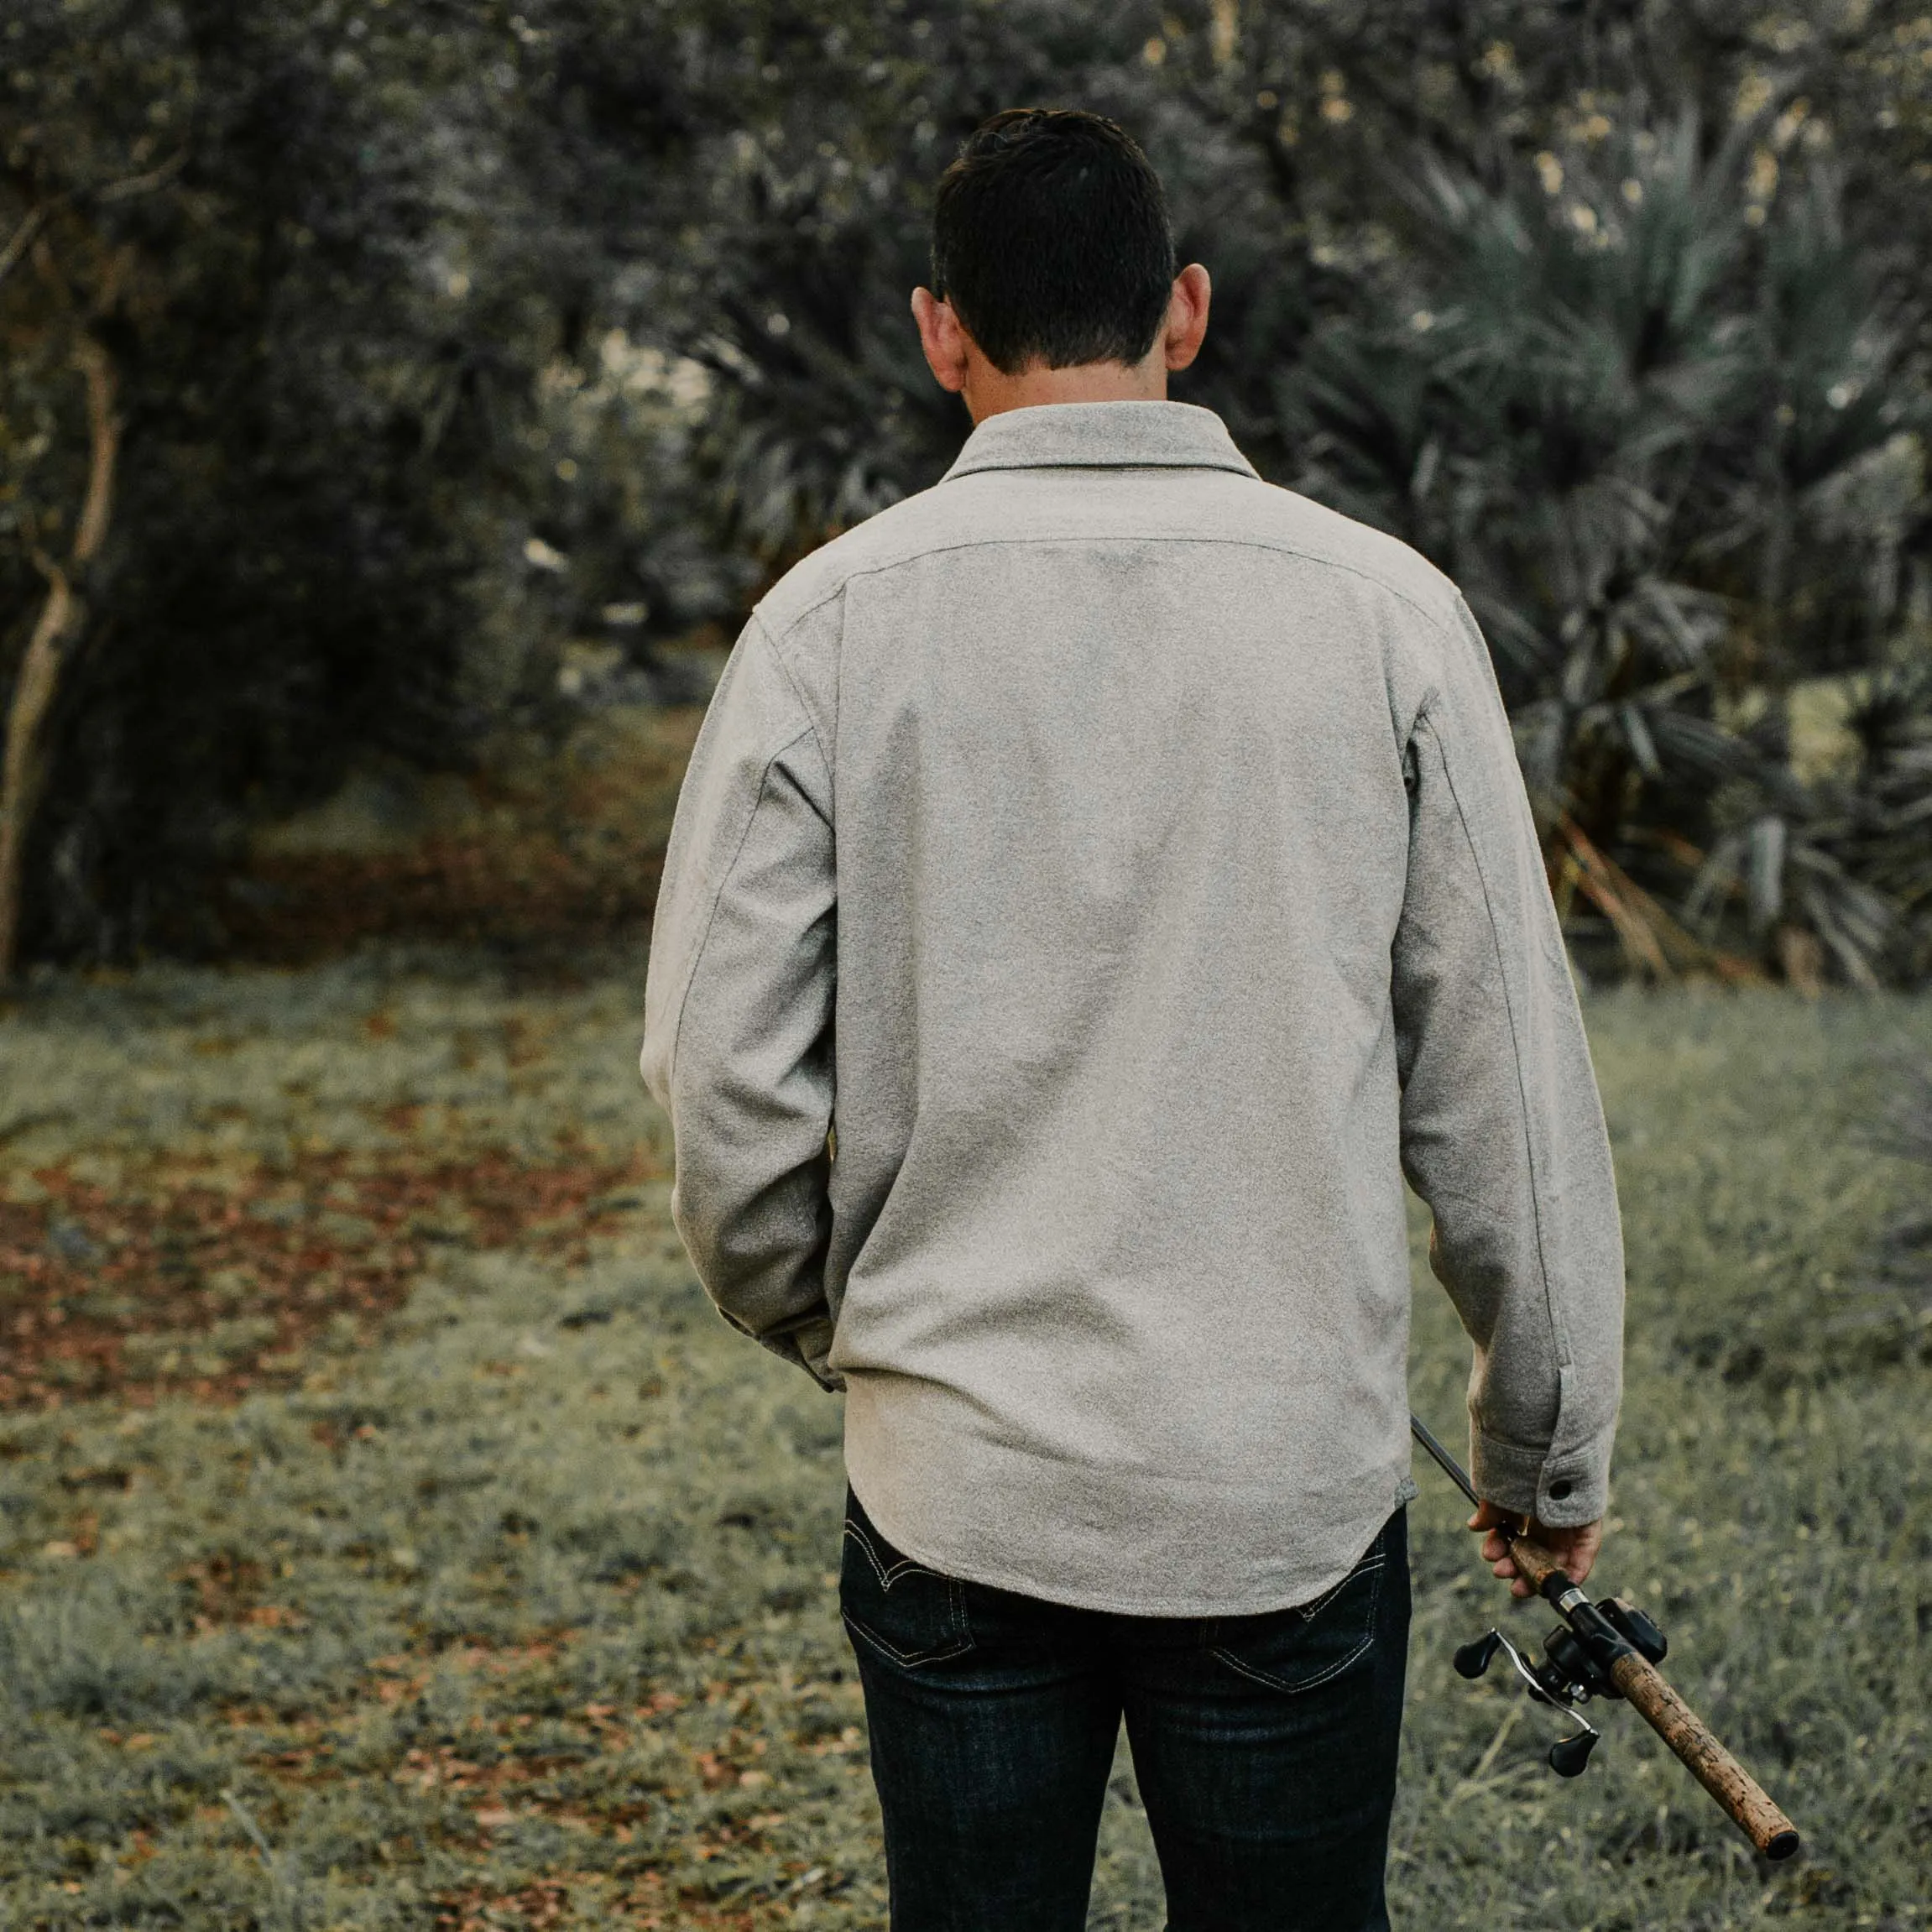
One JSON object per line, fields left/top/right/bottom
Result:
{"left": 1162, "top": 264, "right": 1212, "bottom": 373}
{"left": 911, "top": 287, "right": 971, "bottom": 394}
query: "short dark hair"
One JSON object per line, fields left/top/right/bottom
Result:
{"left": 931, "top": 109, "right": 1177, "bottom": 375}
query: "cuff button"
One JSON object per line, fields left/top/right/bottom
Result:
{"left": 1548, "top": 1479, "right": 1574, "bottom": 1501}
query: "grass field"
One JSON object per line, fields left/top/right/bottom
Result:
{"left": 2, "top": 957, "right": 1929, "bottom": 1930}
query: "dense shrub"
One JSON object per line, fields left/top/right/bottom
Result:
{"left": 4, "top": 0, "right": 1932, "bottom": 978}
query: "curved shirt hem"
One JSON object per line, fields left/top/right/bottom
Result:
{"left": 843, "top": 1380, "right": 1416, "bottom": 1619}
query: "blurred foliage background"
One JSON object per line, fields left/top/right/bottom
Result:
{"left": 5, "top": 12, "right": 1932, "bottom": 1923}
{"left": 5, "top": 0, "right": 1932, "bottom": 984}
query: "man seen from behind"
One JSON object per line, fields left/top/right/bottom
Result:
{"left": 642, "top": 107, "right": 1625, "bottom": 1931}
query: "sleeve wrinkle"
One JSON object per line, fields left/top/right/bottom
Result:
{"left": 1477, "top": 1418, "right": 1579, "bottom": 1454}
{"left": 1412, "top": 1178, "right": 1518, "bottom": 1221}
{"left": 739, "top": 1159, "right": 833, "bottom": 1253}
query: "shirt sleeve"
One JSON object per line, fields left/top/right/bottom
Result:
{"left": 1392, "top": 597, "right": 1626, "bottom": 1526}
{"left": 640, "top": 614, "right": 840, "bottom": 1389}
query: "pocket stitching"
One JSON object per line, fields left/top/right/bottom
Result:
{"left": 1295, "top": 1553, "right": 1384, "bottom": 1624}
{"left": 843, "top": 1517, "right": 949, "bottom": 1593}
{"left": 840, "top": 1604, "right": 971, "bottom": 1669}
{"left": 1209, "top": 1557, "right": 1385, "bottom": 1698}
{"left": 840, "top": 1517, "right": 971, "bottom": 1668}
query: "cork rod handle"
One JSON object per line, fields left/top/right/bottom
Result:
{"left": 1609, "top": 1653, "right": 1801, "bottom": 1861}
{"left": 1506, "top": 1534, "right": 1800, "bottom": 1862}
{"left": 1501, "top": 1534, "right": 1564, "bottom": 1594}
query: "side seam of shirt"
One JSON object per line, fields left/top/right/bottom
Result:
{"left": 1392, "top": 589, "right": 1622, "bottom": 1523}
{"left": 1419, "top": 700, "right": 1575, "bottom": 1384}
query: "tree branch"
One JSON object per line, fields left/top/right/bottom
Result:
{"left": 95, "top": 151, "right": 187, "bottom": 203}
{"left": 0, "top": 202, "right": 54, "bottom": 295}
{"left": 0, "top": 153, "right": 183, "bottom": 297}
{"left": 0, "top": 562, "right": 74, "bottom": 978}
{"left": 71, "top": 337, "right": 121, "bottom": 567}
{"left": 0, "top": 337, "right": 123, "bottom": 978}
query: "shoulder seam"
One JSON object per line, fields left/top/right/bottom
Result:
{"left": 760, "top": 530, "right": 1464, "bottom": 641}
{"left": 754, "top": 608, "right": 836, "bottom": 793}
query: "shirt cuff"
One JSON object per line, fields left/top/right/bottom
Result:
{"left": 1470, "top": 1417, "right": 1614, "bottom": 1527}
{"left": 750, "top": 1311, "right": 844, "bottom": 1392}
{"left": 792, "top": 1313, "right": 844, "bottom": 1392}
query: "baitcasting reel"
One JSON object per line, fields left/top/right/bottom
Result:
{"left": 1411, "top": 1413, "right": 1800, "bottom": 1859}
{"left": 1452, "top": 1594, "right": 1669, "bottom": 1777}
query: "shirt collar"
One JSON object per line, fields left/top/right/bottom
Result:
{"left": 940, "top": 400, "right": 1261, "bottom": 483}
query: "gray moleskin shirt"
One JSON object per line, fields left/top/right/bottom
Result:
{"left": 641, "top": 400, "right": 1624, "bottom": 1616}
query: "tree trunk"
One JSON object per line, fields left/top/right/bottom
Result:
{"left": 0, "top": 336, "right": 118, "bottom": 980}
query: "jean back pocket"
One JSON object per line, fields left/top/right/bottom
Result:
{"left": 839, "top": 1491, "right": 974, "bottom": 1670}
{"left": 1206, "top": 1522, "right": 1392, "bottom": 1697}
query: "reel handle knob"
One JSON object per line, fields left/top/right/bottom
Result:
{"left": 1548, "top": 1730, "right": 1600, "bottom": 1778}
{"left": 1454, "top": 1631, "right": 1502, "bottom": 1680}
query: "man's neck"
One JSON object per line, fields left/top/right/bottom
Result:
{"left": 961, "top": 355, "right": 1167, "bottom": 424}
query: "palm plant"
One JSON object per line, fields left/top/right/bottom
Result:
{"left": 660, "top": 0, "right": 1176, "bottom": 574}
{"left": 1829, "top": 659, "right": 1932, "bottom": 979}
{"left": 1280, "top": 116, "right": 1928, "bottom": 984}
{"left": 682, "top": 161, "right": 962, "bottom": 572}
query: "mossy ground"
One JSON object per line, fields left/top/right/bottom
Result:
{"left": 1, "top": 961, "right": 1928, "bottom": 1929}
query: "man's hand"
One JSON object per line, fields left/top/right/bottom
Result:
{"left": 1467, "top": 1500, "right": 1605, "bottom": 1600}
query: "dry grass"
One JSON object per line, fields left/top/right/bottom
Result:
{"left": 1, "top": 960, "right": 1929, "bottom": 1929}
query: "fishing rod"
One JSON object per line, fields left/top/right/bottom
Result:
{"left": 1409, "top": 1413, "right": 1800, "bottom": 1862}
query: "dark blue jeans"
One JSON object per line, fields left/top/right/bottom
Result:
{"left": 840, "top": 1490, "right": 1410, "bottom": 1931}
